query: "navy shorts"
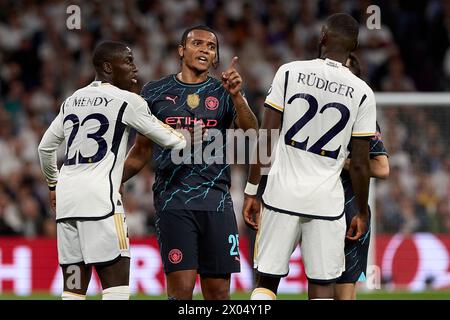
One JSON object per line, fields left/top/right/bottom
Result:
{"left": 155, "top": 209, "right": 241, "bottom": 276}
{"left": 337, "top": 209, "right": 371, "bottom": 284}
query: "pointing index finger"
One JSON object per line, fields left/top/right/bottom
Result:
{"left": 229, "top": 56, "right": 239, "bottom": 69}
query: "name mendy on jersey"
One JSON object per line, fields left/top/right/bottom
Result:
{"left": 298, "top": 72, "right": 355, "bottom": 98}
{"left": 66, "top": 96, "right": 114, "bottom": 107}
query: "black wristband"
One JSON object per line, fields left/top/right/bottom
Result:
{"left": 48, "top": 185, "right": 56, "bottom": 191}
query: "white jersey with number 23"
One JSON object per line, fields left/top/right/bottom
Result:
{"left": 38, "top": 81, "right": 186, "bottom": 221}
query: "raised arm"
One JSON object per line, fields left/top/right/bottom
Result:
{"left": 232, "top": 93, "right": 258, "bottom": 131}
{"left": 221, "top": 56, "right": 258, "bottom": 131}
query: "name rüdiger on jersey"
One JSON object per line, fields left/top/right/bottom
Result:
{"left": 298, "top": 72, "right": 354, "bottom": 98}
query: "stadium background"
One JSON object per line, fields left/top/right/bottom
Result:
{"left": 1, "top": 0, "right": 450, "bottom": 299}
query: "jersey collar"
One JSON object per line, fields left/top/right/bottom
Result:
{"left": 323, "top": 58, "right": 343, "bottom": 68}
{"left": 173, "top": 74, "right": 212, "bottom": 87}
{"left": 91, "top": 81, "right": 111, "bottom": 87}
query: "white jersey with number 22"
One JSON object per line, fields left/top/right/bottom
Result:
{"left": 263, "top": 58, "right": 376, "bottom": 219}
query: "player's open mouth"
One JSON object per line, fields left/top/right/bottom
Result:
{"left": 197, "top": 56, "right": 208, "bottom": 64}
{"left": 131, "top": 77, "right": 138, "bottom": 84}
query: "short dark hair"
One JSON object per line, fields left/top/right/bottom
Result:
{"left": 325, "top": 13, "right": 359, "bottom": 51}
{"left": 92, "top": 41, "right": 129, "bottom": 70}
{"left": 180, "top": 25, "right": 220, "bottom": 66}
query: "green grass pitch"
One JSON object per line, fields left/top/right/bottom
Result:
{"left": 1, "top": 291, "right": 450, "bottom": 300}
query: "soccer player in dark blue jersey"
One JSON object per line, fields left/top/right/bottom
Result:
{"left": 334, "top": 54, "right": 389, "bottom": 300}
{"left": 122, "top": 26, "right": 258, "bottom": 300}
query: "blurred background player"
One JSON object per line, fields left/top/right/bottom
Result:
{"left": 334, "top": 54, "right": 389, "bottom": 300}
{"left": 37, "top": 41, "right": 185, "bottom": 300}
{"left": 243, "top": 13, "right": 376, "bottom": 300}
{"left": 122, "top": 26, "right": 258, "bottom": 300}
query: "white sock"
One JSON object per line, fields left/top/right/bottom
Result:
{"left": 250, "top": 288, "right": 276, "bottom": 300}
{"left": 61, "top": 291, "right": 86, "bottom": 300}
{"left": 102, "top": 285, "right": 130, "bottom": 300}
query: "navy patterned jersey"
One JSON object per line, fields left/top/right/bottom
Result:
{"left": 341, "top": 124, "right": 388, "bottom": 219}
{"left": 141, "top": 75, "right": 237, "bottom": 212}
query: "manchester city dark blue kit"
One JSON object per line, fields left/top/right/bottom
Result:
{"left": 141, "top": 75, "right": 240, "bottom": 275}
{"left": 338, "top": 124, "right": 388, "bottom": 283}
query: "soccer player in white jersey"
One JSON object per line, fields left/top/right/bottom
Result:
{"left": 242, "top": 13, "right": 376, "bottom": 300}
{"left": 38, "top": 41, "right": 186, "bottom": 300}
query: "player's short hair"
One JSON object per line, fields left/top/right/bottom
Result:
{"left": 92, "top": 41, "right": 129, "bottom": 70}
{"left": 325, "top": 13, "right": 359, "bottom": 51}
{"left": 180, "top": 25, "right": 220, "bottom": 66}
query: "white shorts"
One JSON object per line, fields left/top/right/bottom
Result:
{"left": 57, "top": 213, "right": 130, "bottom": 266}
{"left": 254, "top": 208, "right": 346, "bottom": 282}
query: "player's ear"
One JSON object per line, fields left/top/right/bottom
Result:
{"left": 319, "top": 26, "right": 327, "bottom": 47}
{"left": 352, "top": 40, "right": 359, "bottom": 52}
{"left": 103, "top": 62, "right": 113, "bottom": 74}
{"left": 212, "top": 53, "right": 218, "bottom": 69}
{"left": 178, "top": 44, "right": 185, "bottom": 60}
{"left": 319, "top": 32, "right": 326, "bottom": 47}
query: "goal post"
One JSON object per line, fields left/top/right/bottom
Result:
{"left": 365, "top": 92, "right": 450, "bottom": 291}
{"left": 376, "top": 93, "right": 450, "bottom": 106}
